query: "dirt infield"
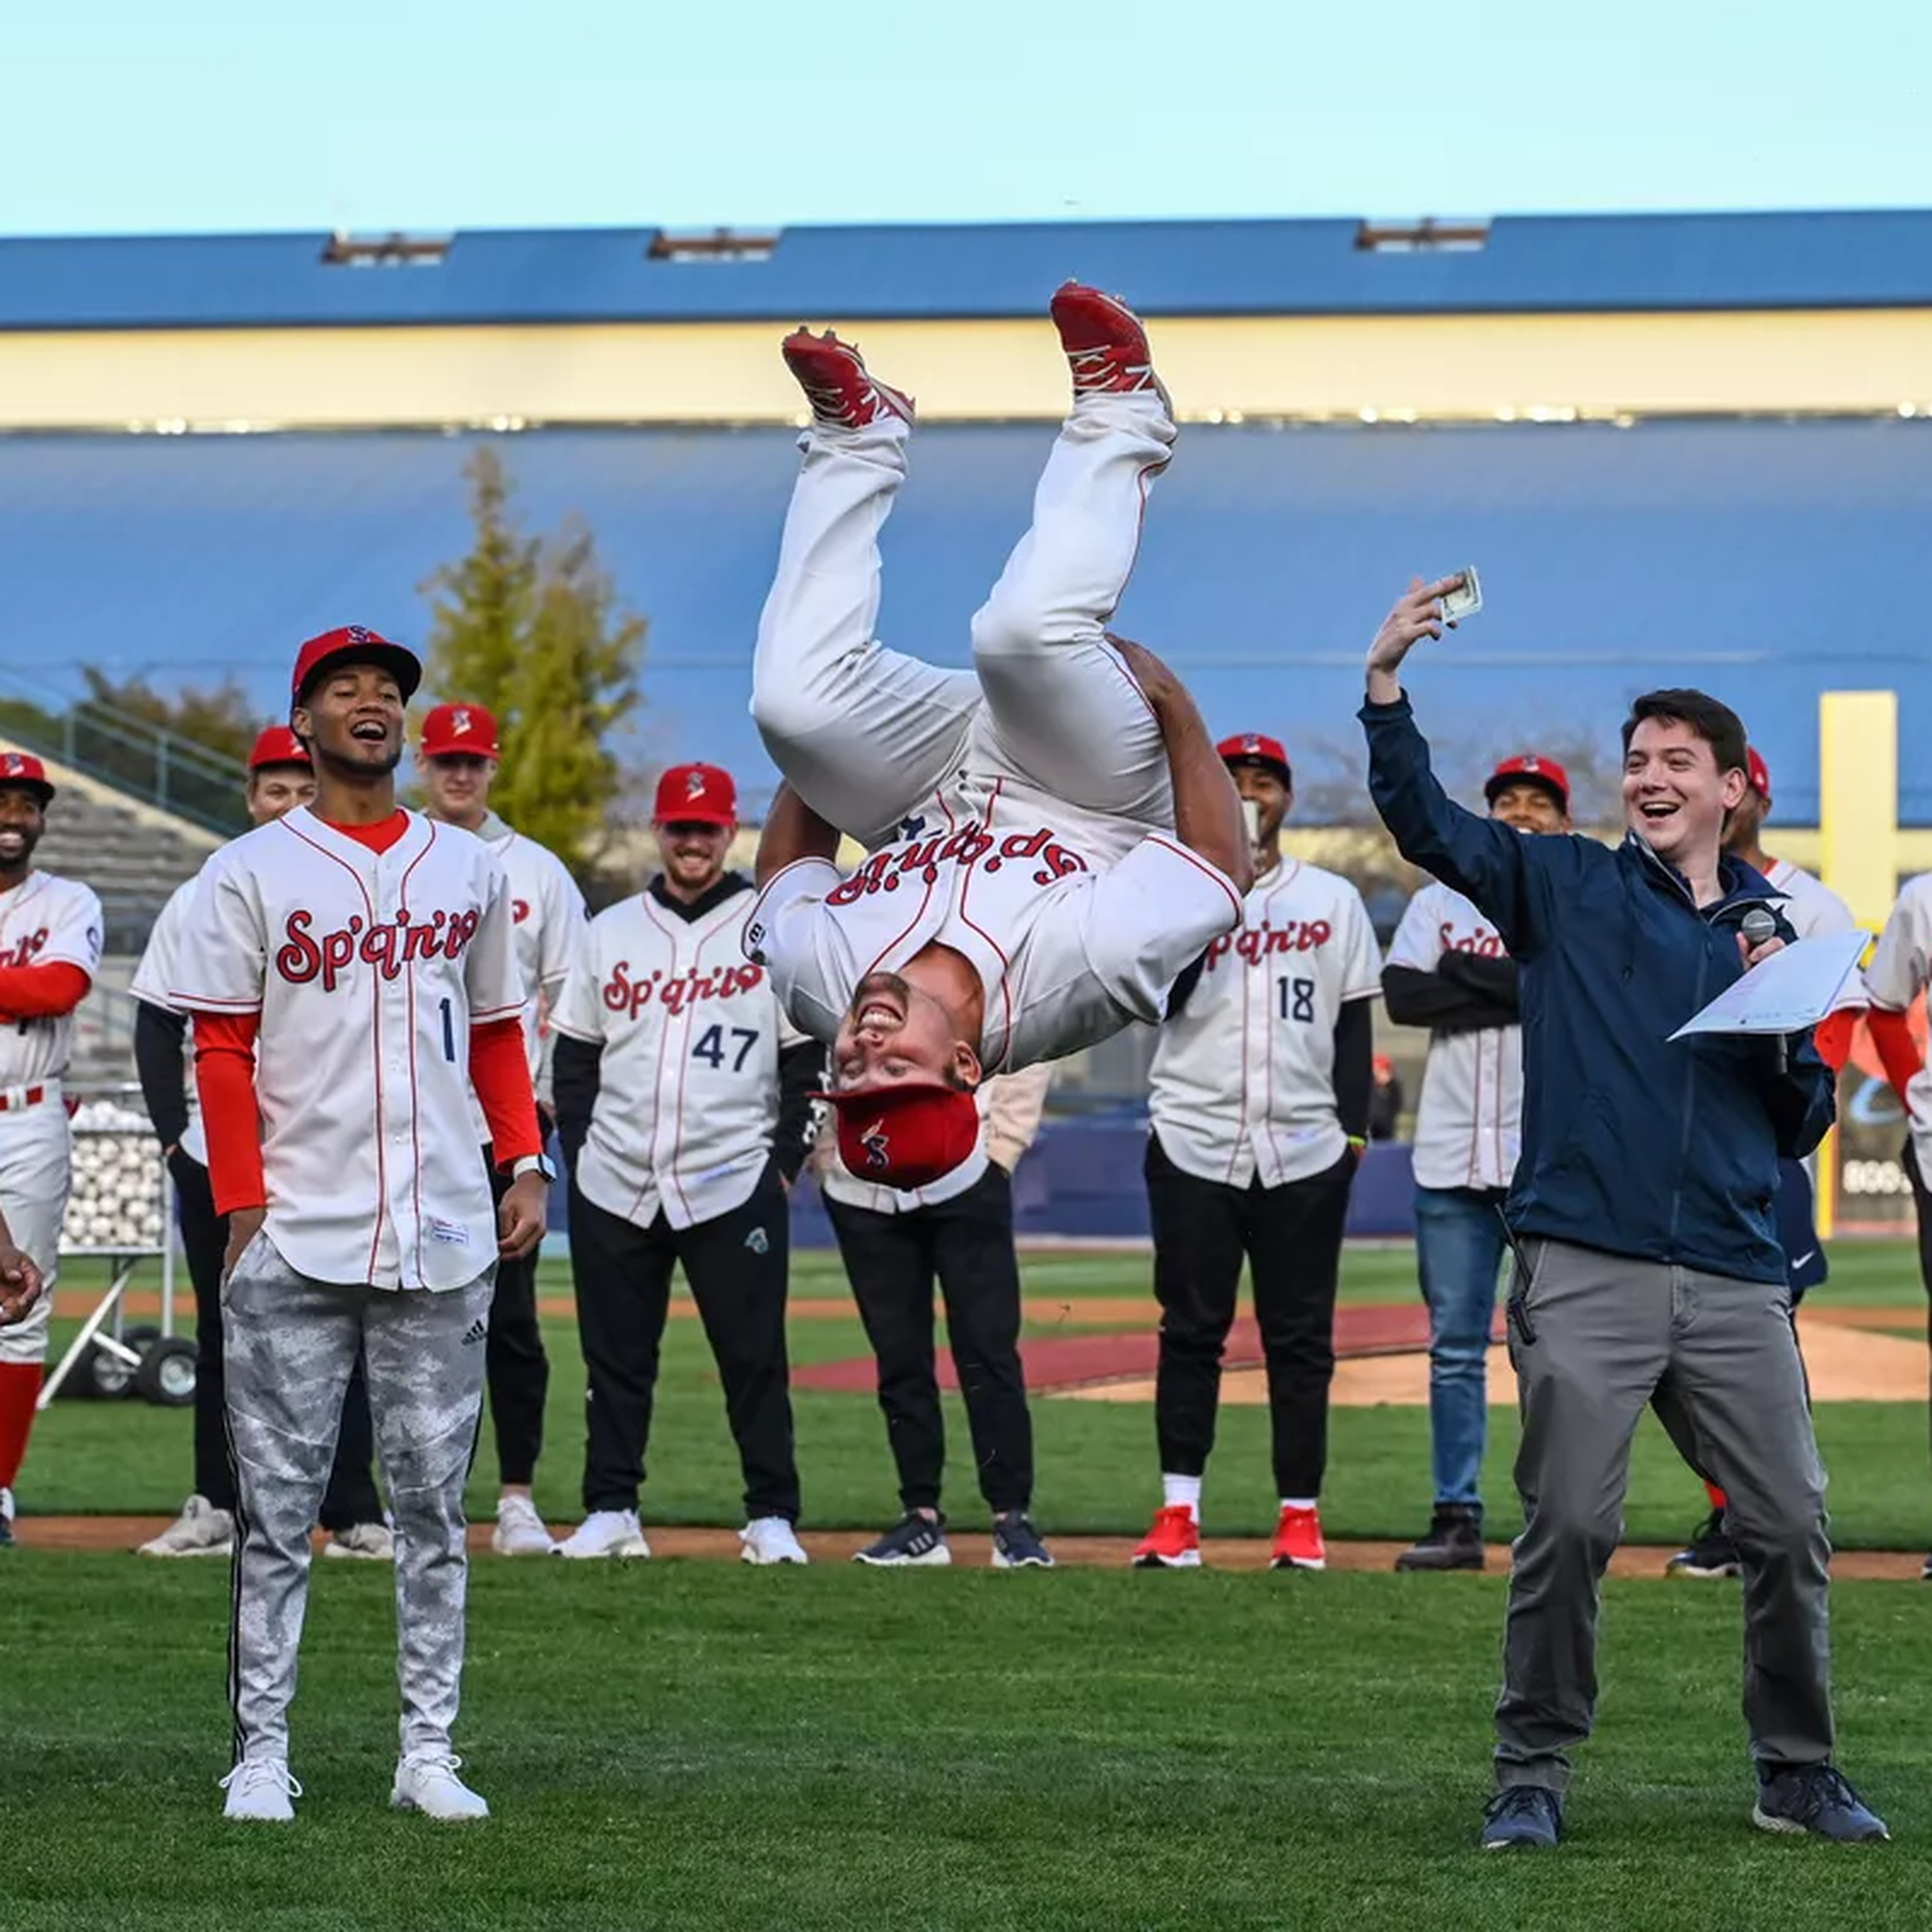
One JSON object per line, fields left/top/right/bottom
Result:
{"left": 17, "top": 1516, "right": 1927, "bottom": 1579}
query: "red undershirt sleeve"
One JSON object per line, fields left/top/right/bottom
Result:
{"left": 192, "top": 1010, "right": 267, "bottom": 1216}
{"left": 469, "top": 1015, "right": 542, "bottom": 1168}
{"left": 1864, "top": 1005, "right": 1922, "bottom": 1108}
{"left": 1810, "top": 1007, "right": 1858, "bottom": 1077}
{"left": 0, "top": 961, "right": 90, "bottom": 1021}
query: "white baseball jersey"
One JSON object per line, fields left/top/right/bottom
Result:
{"left": 1860, "top": 872, "right": 1932, "bottom": 1173}
{"left": 553, "top": 879, "right": 804, "bottom": 1230}
{"left": 1386, "top": 880, "right": 1522, "bottom": 1193}
{"left": 472, "top": 811, "right": 586, "bottom": 1117}
{"left": 745, "top": 789, "right": 1242, "bottom": 1073}
{"left": 1763, "top": 857, "right": 1857, "bottom": 943}
{"left": 1150, "top": 860, "right": 1382, "bottom": 1187}
{"left": 170, "top": 808, "right": 524, "bottom": 1291}
{"left": 0, "top": 870, "right": 104, "bottom": 1088}
{"left": 128, "top": 874, "right": 210, "bottom": 1163}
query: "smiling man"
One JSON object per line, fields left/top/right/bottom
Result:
{"left": 744, "top": 284, "right": 1248, "bottom": 1193}
{"left": 172, "top": 625, "right": 547, "bottom": 1825}
{"left": 1359, "top": 577, "right": 1884, "bottom": 1851}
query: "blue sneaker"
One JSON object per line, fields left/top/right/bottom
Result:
{"left": 991, "top": 1512, "right": 1055, "bottom": 1569}
{"left": 1753, "top": 1765, "right": 1889, "bottom": 1842}
{"left": 1481, "top": 1786, "right": 1563, "bottom": 1850}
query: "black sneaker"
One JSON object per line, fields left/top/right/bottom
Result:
{"left": 991, "top": 1512, "right": 1054, "bottom": 1569}
{"left": 1394, "top": 1506, "right": 1484, "bottom": 1572}
{"left": 1480, "top": 1785, "right": 1563, "bottom": 1850}
{"left": 1921, "top": 1551, "right": 1931, "bottom": 1582}
{"left": 1753, "top": 1764, "right": 1889, "bottom": 1842}
{"left": 852, "top": 1512, "right": 951, "bottom": 1567}
{"left": 1665, "top": 1507, "right": 1740, "bottom": 1579}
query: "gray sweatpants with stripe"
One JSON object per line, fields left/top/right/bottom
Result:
{"left": 1495, "top": 1236, "right": 1834, "bottom": 1792}
{"left": 223, "top": 1233, "right": 495, "bottom": 1766}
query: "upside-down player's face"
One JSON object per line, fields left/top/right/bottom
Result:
{"left": 1229, "top": 763, "right": 1291, "bottom": 852}
{"left": 1622, "top": 718, "right": 1746, "bottom": 869}
{"left": 832, "top": 970, "right": 979, "bottom": 1093}
{"left": 294, "top": 665, "right": 406, "bottom": 777}
{"left": 246, "top": 764, "right": 316, "bottom": 827}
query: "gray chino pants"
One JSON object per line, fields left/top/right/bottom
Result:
{"left": 222, "top": 1233, "right": 495, "bottom": 1766}
{"left": 1495, "top": 1236, "right": 1833, "bottom": 1792}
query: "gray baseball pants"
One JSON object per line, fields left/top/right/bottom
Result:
{"left": 222, "top": 1233, "right": 495, "bottom": 1766}
{"left": 1495, "top": 1236, "right": 1834, "bottom": 1792}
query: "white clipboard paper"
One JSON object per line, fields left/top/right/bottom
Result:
{"left": 1668, "top": 930, "right": 1870, "bottom": 1041}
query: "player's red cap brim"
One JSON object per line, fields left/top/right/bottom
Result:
{"left": 816, "top": 1082, "right": 981, "bottom": 1191}
{"left": 291, "top": 628, "right": 422, "bottom": 708}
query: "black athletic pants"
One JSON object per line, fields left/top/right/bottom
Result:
{"left": 1145, "top": 1134, "right": 1358, "bottom": 1498}
{"left": 567, "top": 1167, "right": 799, "bottom": 1522}
{"left": 1902, "top": 1141, "right": 1932, "bottom": 1466}
{"left": 172, "top": 1148, "right": 383, "bottom": 1528}
{"left": 484, "top": 1155, "right": 549, "bottom": 1488}
{"left": 824, "top": 1164, "right": 1034, "bottom": 1516}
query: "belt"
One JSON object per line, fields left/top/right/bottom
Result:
{"left": 0, "top": 1085, "right": 48, "bottom": 1112}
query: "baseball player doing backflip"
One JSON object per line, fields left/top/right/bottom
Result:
{"left": 171, "top": 626, "right": 548, "bottom": 1824}
{"left": 0, "top": 750, "right": 104, "bottom": 1549}
{"left": 745, "top": 284, "right": 1249, "bottom": 1182}
{"left": 417, "top": 700, "right": 587, "bottom": 1556}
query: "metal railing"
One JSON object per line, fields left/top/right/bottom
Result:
{"left": 0, "top": 668, "right": 248, "bottom": 834}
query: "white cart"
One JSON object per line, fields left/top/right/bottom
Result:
{"left": 37, "top": 1087, "right": 194, "bottom": 1408}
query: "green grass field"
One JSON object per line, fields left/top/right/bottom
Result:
{"left": 9, "top": 1240, "right": 1932, "bottom": 1929}
{"left": 24, "top": 1240, "right": 1932, "bottom": 1548}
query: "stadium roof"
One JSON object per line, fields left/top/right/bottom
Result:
{"left": 3, "top": 209, "right": 1932, "bottom": 332}
{"left": 3, "top": 411, "right": 1927, "bottom": 826}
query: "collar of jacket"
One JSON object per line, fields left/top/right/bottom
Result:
{"left": 648, "top": 869, "right": 750, "bottom": 924}
{"left": 1621, "top": 832, "right": 1788, "bottom": 924}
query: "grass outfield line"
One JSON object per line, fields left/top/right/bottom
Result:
{"left": 5, "top": 1561, "right": 1929, "bottom": 1930}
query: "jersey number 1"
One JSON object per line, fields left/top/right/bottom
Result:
{"left": 440, "top": 998, "right": 456, "bottom": 1063}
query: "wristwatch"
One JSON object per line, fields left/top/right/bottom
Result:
{"left": 512, "top": 1154, "right": 558, "bottom": 1184}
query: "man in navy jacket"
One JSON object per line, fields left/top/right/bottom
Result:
{"left": 1361, "top": 575, "right": 1885, "bottom": 1851}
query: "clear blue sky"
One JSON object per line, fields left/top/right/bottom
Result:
{"left": 5, "top": 2, "right": 1927, "bottom": 235}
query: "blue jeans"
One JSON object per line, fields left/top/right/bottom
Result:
{"left": 1414, "top": 1185, "right": 1509, "bottom": 1511}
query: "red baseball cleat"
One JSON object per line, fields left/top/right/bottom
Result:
{"left": 1270, "top": 1503, "right": 1326, "bottom": 1572}
{"left": 1131, "top": 1503, "right": 1202, "bottom": 1569}
{"left": 780, "top": 328, "right": 914, "bottom": 430}
{"left": 1049, "top": 281, "right": 1167, "bottom": 401}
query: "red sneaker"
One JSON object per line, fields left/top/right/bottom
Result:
{"left": 1131, "top": 1503, "right": 1202, "bottom": 1569}
{"left": 1270, "top": 1504, "right": 1326, "bottom": 1572}
{"left": 1049, "top": 281, "right": 1166, "bottom": 401}
{"left": 780, "top": 328, "right": 914, "bottom": 430}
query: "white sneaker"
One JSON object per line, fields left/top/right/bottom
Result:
{"left": 492, "top": 1493, "right": 555, "bottom": 1557}
{"left": 219, "top": 1758, "right": 301, "bottom": 1822}
{"left": 323, "top": 1522, "right": 395, "bottom": 1561}
{"left": 739, "top": 1516, "right": 808, "bottom": 1566}
{"left": 139, "top": 1494, "right": 236, "bottom": 1558}
{"left": 391, "top": 1753, "right": 490, "bottom": 1821}
{"left": 553, "top": 1509, "right": 651, "bottom": 1560}
{"left": 0, "top": 1485, "right": 14, "bottom": 1550}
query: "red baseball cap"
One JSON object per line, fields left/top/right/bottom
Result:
{"left": 820, "top": 1083, "right": 982, "bottom": 1190}
{"left": 1485, "top": 753, "right": 1570, "bottom": 814}
{"left": 655, "top": 763, "right": 738, "bottom": 825}
{"left": 1217, "top": 732, "right": 1293, "bottom": 785}
{"left": 1746, "top": 746, "right": 1772, "bottom": 803}
{"left": 0, "top": 750, "right": 53, "bottom": 805}
{"left": 247, "top": 725, "right": 311, "bottom": 772}
{"left": 420, "top": 702, "right": 501, "bottom": 761}
{"left": 291, "top": 625, "right": 422, "bottom": 707}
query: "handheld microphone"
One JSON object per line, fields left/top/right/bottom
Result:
{"left": 1740, "top": 906, "right": 1784, "bottom": 1070}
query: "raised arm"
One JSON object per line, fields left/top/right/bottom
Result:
{"left": 1359, "top": 578, "right": 1568, "bottom": 957}
{"left": 756, "top": 781, "right": 843, "bottom": 886}
{"left": 1110, "top": 638, "right": 1253, "bottom": 895}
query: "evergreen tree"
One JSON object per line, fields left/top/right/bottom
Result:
{"left": 422, "top": 447, "right": 645, "bottom": 873}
